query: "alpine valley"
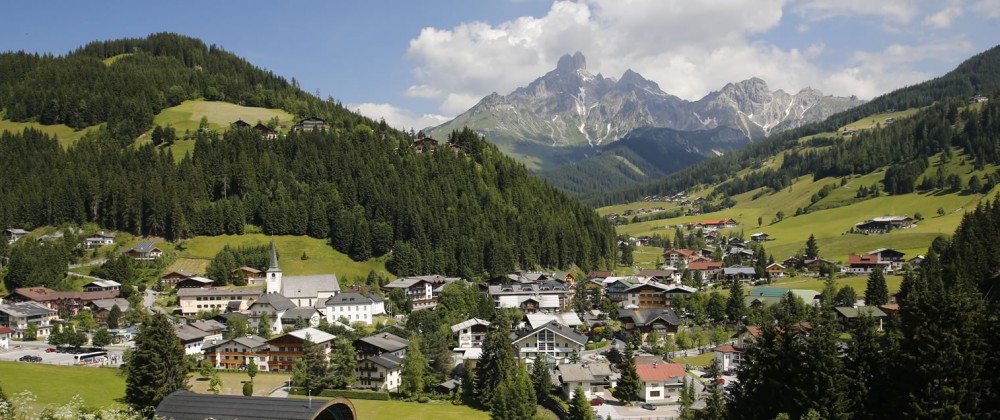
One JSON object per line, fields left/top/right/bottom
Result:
{"left": 429, "top": 52, "right": 864, "bottom": 172}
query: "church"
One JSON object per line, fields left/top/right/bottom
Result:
{"left": 257, "top": 241, "right": 342, "bottom": 307}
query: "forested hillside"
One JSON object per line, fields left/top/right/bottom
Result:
{"left": 0, "top": 34, "right": 617, "bottom": 280}
{"left": 0, "top": 33, "right": 347, "bottom": 141}
{"left": 593, "top": 44, "right": 1000, "bottom": 206}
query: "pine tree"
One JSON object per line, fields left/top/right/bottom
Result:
{"left": 247, "top": 358, "right": 258, "bottom": 384}
{"left": 257, "top": 312, "right": 272, "bottom": 339}
{"left": 568, "top": 384, "right": 594, "bottom": 420}
{"left": 726, "top": 280, "right": 745, "bottom": 324}
{"left": 804, "top": 234, "right": 819, "bottom": 259}
{"left": 612, "top": 345, "right": 640, "bottom": 403}
{"left": 530, "top": 355, "right": 552, "bottom": 404}
{"left": 476, "top": 316, "right": 516, "bottom": 408}
{"left": 490, "top": 367, "right": 536, "bottom": 420}
{"left": 401, "top": 337, "right": 429, "bottom": 397}
{"left": 703, "top": 358, "right": 727, "bottom": 420}
{"left": 326, "top": 337, "right": 356, "bottom": 389}
{"left": 124, "top": 313, "right": 188, "bottom": 411}
{"left": 844, "top": 312, "right": 890, "bottom": 419}
{"left": 292, "top": 338, "right": 329, "bottom": 393}
{"left": 107, "top": 304, "right": 122, "bottom": 329}
{"left": 864, "top": 268, "right": 890, "bottom": 306}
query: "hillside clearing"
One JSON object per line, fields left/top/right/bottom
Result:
{"left": 0, "top": 110, "right": 102, "bottom": 149}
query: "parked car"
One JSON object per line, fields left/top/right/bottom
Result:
{"left": 590, "top": 397, "right": 604, "bottom": 406}
{"left": 45, "top": 347, "right": 56, "bottom": 353}
{"left": 641, "top": 403, "right": 657, "bottom": 410}
{"left": 18, "top": 355, "right": 33, "bottom": 362}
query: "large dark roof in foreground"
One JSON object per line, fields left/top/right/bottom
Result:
{"left": 155, "top": 390, "right": 356, "bottom": 420}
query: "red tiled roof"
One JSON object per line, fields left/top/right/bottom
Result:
{"left": 712, "top": 345, "right": 742, "bottom": 353}
{"left": 636, "top": 363, "right": 686, "bottom": 382}
{"left": 0, "top": 326, "right": 14, "bottom": 335}
{"left": 848, "top": 254, "right": 880, "bottom": 265}
{"left": 663, "top": 248, "right": 697, "bottom": 257}
{"left": 687, "top": 261, "right": 723, "bottom": 270}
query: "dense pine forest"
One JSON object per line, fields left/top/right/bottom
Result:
{"left": 727, "top": 198, "right": 1000, "bottom": 419}
{"left": 592, "top": 44, "right": 1000, "bottom": 206}
{"left": 0, "top": 34, "right": 616, "bottom": 279}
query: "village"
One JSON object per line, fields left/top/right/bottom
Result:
{"left": 0, "top": 216, "right": 908, "bottom": 419}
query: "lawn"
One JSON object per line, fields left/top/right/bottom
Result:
{"left": 150, "top": 99, "right": 294, "bottom": 136}
{"left": 0, "top": 361, "right": 125, "bottom": 412}
{"left": 771, "top": 274, "right": 904, "bottom": 295}
{"left": 176, "top": 234, "right": 390, "bottom": 284}
{"left": 0, "top": 109, "right": 102, "bottom": 149}
{"left": 301, "top": 397, "right": 490, "bottom": 420}
{"left": 189, "top": 371, "right": 291, "bottom": 397}
{"left": 672, "top": 352, "right": 714, "bottom": 368}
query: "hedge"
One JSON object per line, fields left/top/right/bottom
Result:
{"left": 289, "top": 387, "right": 391, "bottom": 400}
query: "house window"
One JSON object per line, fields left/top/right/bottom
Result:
{"left": 650, "top": 390, "right": 661, "bottom": 397}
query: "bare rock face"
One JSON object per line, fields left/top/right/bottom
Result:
{"left": 430, "top": 52, "right": 863, "bottom": 169}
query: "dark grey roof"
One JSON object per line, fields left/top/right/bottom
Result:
{"left": 514, "top": 320, "right": 587, "bottom": 346}
{"left": 367, "top": 352, "right": 403, "bottom": 369}
{"left": 250, "top": 292, "right": 296, "bottom": 312}
{"left": 325, "top": 292, "right": 377, "bottom": 306}
{"left": 155, "top": 390, "right": 356, "bottom": 420}
{"left": 558, "top": 362, "right": 614, "bottom": 383}
{"left": 130, "top": 241, "right": 158, "bottom": 253}
{"left": 268, "top": 240, "right": 280, "bottom": 272}
{"left": 188, "top": 319, "right": 226, "bottom": 333}
{"left": 619, "top": 308, "right": 682, "bottom": 327}
{"left": 283, "top": 275, "right": 341, "bottom": 299}
{"left": 174, "top": 324, "right": 211, "bottom": 342}
{"left": 357, "top": 333, "right": 409, "bottom": 353}
{"left": 0, "top": 302, "right": 56, "bottom": 317}
{"left": 283, "top": 307, "right": 320, "bottom": 322}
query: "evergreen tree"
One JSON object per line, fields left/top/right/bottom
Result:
{"left": 612, "top": 345, "right": 640, "bottom": 403}
{"left": 401, "top": 337, "right": 429, "bottom": 397}
{"left": 703, "top": 358, "right": 727, "bottom": 420}
{"left": 209, "top": 372, "right": 222, "bottom": 395}
{"left": 864, "top": 268, "right": 890, "bottom": 306}
{"left": 292, "top": 338, "right": 329, "bottom": 393}
{"left": 225, "top": 317, "right": 249, "bottom": 339}
{"left": 707, "top": 291, "right": 726, "bottom": 323}
{"left": 835, "top": 285, "right": 858, "bottom": 307}
{"left": 844, "top": 312, "right": 890, "bottom": 419}
{"left": 530, "top": 355, "right": 552, "bottom": 404}
{"left": 107, "top": 304, "right": 122, "bottom": 329}
{"left": 124, "top": 313, "right": 188, "bottom": 411}
{"left": 257, "top": 312, "right": 272, "bottom": 339}
{"left": 569, "top": 384, "right": 594, "bottom": 420}
{"left": 804, "top": 234, "right": 819, "bottom": 259}
{"left": 726, "top": 280, "right": 745, "bottom": 324}
{"left": 242, "top": 381, "right": 253, "bottom": 396}
{"left": 475, "top": 315, "right": 517, "bottom": 408}
{"left": 246, "top": 358, "right": 258, "bottom": 383}
{"left": 490, "top": 367, "right": 536, "bottom": 420}
{"left": 326, "top": 337, "right": 356, "bottom": 389}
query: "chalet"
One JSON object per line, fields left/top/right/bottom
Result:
{"left": 122, "top": 241, "right": 163, "bottom": 260}
{"left": 686, "top": 261, "right": 724, "bottom": 282}
{"left": 524, "top": 312, "right": 583, "bottom": 331}
{"left": 750, "top": 232, "right": 771, "bottom": 242}
{"left": 488, "top": 281, "right": 570, "bottom": 312}
{"left": 203, "top": 334, "right": 270, "bottom": 371}
{"left": 177, "top": 287, "right": 262, "bottom": 316}
{"left": 7, "top": 287, "right": 119, "bottom": 316}
{"left": 841, "top": 129, "right": 857, "bottom": 136}
{"left": 606, "top": 277, "right": 640, "bottom": 303}
{"left": 847, "top": 254, "right": 891, "bottom": 274}
{"left": 907, "top": 255, "right": 925, "bottom": 268}
{"left": 4, "top": 228, "right": 28, "bottom": 244}
{"left": 174, "top": 276, "right": 214, "bottom": 289}
{"left": 766, "top": 263, "right": 785, "bottom": 278}
{"left": 619, "top": 308, "right": 682, "bottom": 341}
{"left": 324, "top": 292, "right": 385, "bottom": 325}
{"left": 0, "top": 302, "right": 57, "bottom": 340}
{"left": 253, "top": 123, "right": 277, "bottom": 139}
{"left": 712, "top": 344, "right": 743, "bottom": 372}
{"left": 586, "top": 271, "right": 614, "bottom": 281}
{"left": 281, "top": 307, "right": 323, "bottom": 330}
{"left": 854, "top": 216, "right": 914, "bottom": 234}
{"left": 267, "top": 327, "right": 336, "bottom": 372}
{"left": 782, "top": 256, "right": 800, "bottom": 267}
{"left": 722, "top": 266, "right": 757, "bottom": 282}
{"left": 452, "top": 318, "right": 490, "bottom": 349}
{"left": 413, "top": 137, "right": 439, "bottom": 152}
{"left": 175, "top": 323, "right": 214, "bottom": 355}
{"left": 662, "top": 248, "right": 698, "bottom": 267}
{"left": 233, "top": 266, "right": 265, "bottom": 286}
{"left": 512, "top": 320, "right": 587, "bottom": 365}
{"left": 557, "top": 362, "right": 615, "bottom": 401}
{"left": 86, "top": 298, "right": 130, "bottom": 326}
{"left": 688, "top": 218, "right": 738, "bottom": 229}
{"left": 0, "top": 326, "right": 12, "bottom": 350}
{"left": 624, "top": 282, "right": 671, "bottom": 309}
{"left": 155, "top": 390, "right": 357, "bottom": 420}
{"left": 970, "top": 95, "right": 989, "bottom": 104}
{"left": 867, "top": 248, "right": 906, "bottom": 268}
{"left": 636, "top": 235, "right": 652, "bottom": 246}
{"left": 835, "top": 306, "right": 887, "bottom": 331}
{"left": 292, "top": 117, "right": 328, "bottom": 131}
{"left": 248, "top": 292, "right": 297, "bottom": 335}
{"left": 382, "top": 275, "right": 461, "bottom": 310}
{"left": 637, "top": 269, "right": 677, "bottom": 284}
{"left": 161, "top": 269, "right": 196, "bottom": 288}
{"left": 82, "top": 280, "right": 121, "bottom": 292}
{"left": 84, "top": 231, "right": 115, "bottom": 248}
{"left": 662, "top": 285, "right": 697, "bottom": 305}
{"left": 231, "top": 120, "right": 251, "bottom": 128}
{"left": 354, "top": 333, "right": 409, "bottom": 391}
{"left": 637, "top": 362, "right": 686, "bottom": 402}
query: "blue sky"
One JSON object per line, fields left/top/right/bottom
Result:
{"left": 1, "top": 1, "right": 997, "bottom": 130}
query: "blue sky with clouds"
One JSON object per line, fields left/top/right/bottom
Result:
{"left": 1, "top": 1, "right": 997, "bottom": 130}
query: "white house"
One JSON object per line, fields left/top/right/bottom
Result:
{"left": 0, "top": 326, "right": 12, "bottom": 350}
{"left": 177, "top": 287, "right": 262, "bottom": 316}
{"left": 712, "top": 344, "right": 743, "bottom": 372}
{"left": 382, "top": 275, "right": 462, "bottom": 310}
{"left": 353, "top": 333, "right": 409, "bottom": 392}
{"left": 247, "top": 292, "right": 296, "bottom": 335}
{"left": 0, "top": 301, "right": 57, "bottom": 339}
{"left": 557, "top": 362, "right": 616, "bottom": 401}
{"left": 512, "top": 321, "right": 587, "bottom": 365}
{"left": 203, "top": 335, "right": 270, "bottom": 371}
{"left": 84, "top": 232, "right": 115, "bottom": 249}
{"left": 324, "top": 292, "right": 385, "bottom": 325}
{"left": 636, "top": 362, "right": 686, "bottom": 402}
{"left": 451, "top": 318, "right": 491, "bottom": 349}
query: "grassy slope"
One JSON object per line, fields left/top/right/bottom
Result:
{"left": 0, "top": 362, "right": 125, "bottom": 412}
{"left": 0, "top": 110, "right": 102, "bottom": 149}
{"left": 174, "top": 234, "right": 390, "bottom": 284}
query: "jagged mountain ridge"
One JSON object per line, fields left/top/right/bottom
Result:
{"left": 429, "top": 52, "right": 864, "bottom": 170}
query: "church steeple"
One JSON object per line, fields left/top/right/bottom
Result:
{"left": 266, "top": 239, "right": 282, "bottom": 294}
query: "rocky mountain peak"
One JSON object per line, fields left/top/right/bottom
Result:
{"left": 556, "top": 51, "right": 587, "bottom": 73}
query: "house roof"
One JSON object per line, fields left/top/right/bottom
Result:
{"left": 662, "top": 248, "right": 697, "bottom": 257}
{"left": 188, "top": 319, "right": 226, "bottom": 334}
{"left": 557, "top": 362, "right": 614, "bottom": 383}
{"left": 586, "top": 271, "right": 614, "bottom": 279}
{"left": 867, "top": 248, "right": 904, "bottom": 256}
{"left": 174, "top": 324, "right": 211, "bottom": 342}
{"left": 178, "top": 287, "right": 263, "bottom": 298}
{"left": 163, "top": 269, "right": 196, "bottom": 278}
{"left": 203, "top": 335, "right": 268, "bottom": 351}
{"left": 357, "top": 333, "right": 409, "bottom": 353}
{"left": 384, "top": 275, "right": 461, "bottom": 289}
{"left": 13, "top": 287, "right": 118, "bottom": 302}
{"left": 835, "top": 306, "right": 888, "bottom": 318}
{"left": 513, "top": 320, "right": 587, "bottom": 346}
{"left": 636, "top": 363, "right": 686, "bottom": 382}
{"left": 450, "top": 318, "right": 491, "bottom": 333}
{"left": 128, "top": 241, "right": 159, "bottom": 253}
{"left": 618, "top": 308, "right": 682, "bottom": 327}
{"left": 848, "top": 254, "right": 884, "bottom": 265}
{"left": 663, "top": 285, "right": 697, "bottom": 294}
{"left": 250, "top": 293, "right": 296, "bottom": 312}
{"left": 83, "top": 280, "right": 121, "bottom": 288}
{"left": 235, "top": 266, "right": 262, "bottom": 274}
{"left": 86, "top": 231, "right": 115, "bottom": 239}
{"left": 155, "top": 390, "right": 355, "bottom": 420}
{"left": 712, "top": 344, "right": 742, "bottom": 353}
{"left": 324, "top": 292, "right": 379, "bottom": 306}
{"left": 766, "top": 263, "right": 785, "bottom": 270}
{"left": 283, "top": 327, "right": 336, "bottom": 344}
{"left": 0, "top": 326, "right": 14, "bottom": 335}
{"left": 687, "top": 261, "right": 723, "bottom": 270}
{"left": 637, "top": 269, "right": 676, "bottom": 278}
{"left": 5, "top": 228, "right": 29, "bottom": 235}
{"left": 723, "top": 267, "right": 757, "bottom": 275}
{"left": 525, "top": 313, "right": 583, "bottom": 330}
{"left": 282, "top": 275, "right": 341, "bottom": 299}
{"left": 88, "top": 298, "right": 130, "bottom": 312}
{"left": 746, "top": 288, "right": 818, "bottom": 303}
{"left": 282, "top": 307, "right": 320, "bottom": 322}
{"left": 366, "top": 353, "right": 403, "bottom": 369}
{"left": 625, "top": 281, "right": 672, "bottom": 293}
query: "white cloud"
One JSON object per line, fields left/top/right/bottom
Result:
{"left": 971, "top": 0, "right": 1000, "bottom": 18}
{"left": 923, "top": 1, "right": 964, "bottom": 28}
{"left": 832, "top": 39, "right": 974, "bottom": 98}
{"left": 793, "top": 0, "right": 920, "bottom": 24}
{"left": 349, "top": 102, "right": 450, "bottom": 131}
